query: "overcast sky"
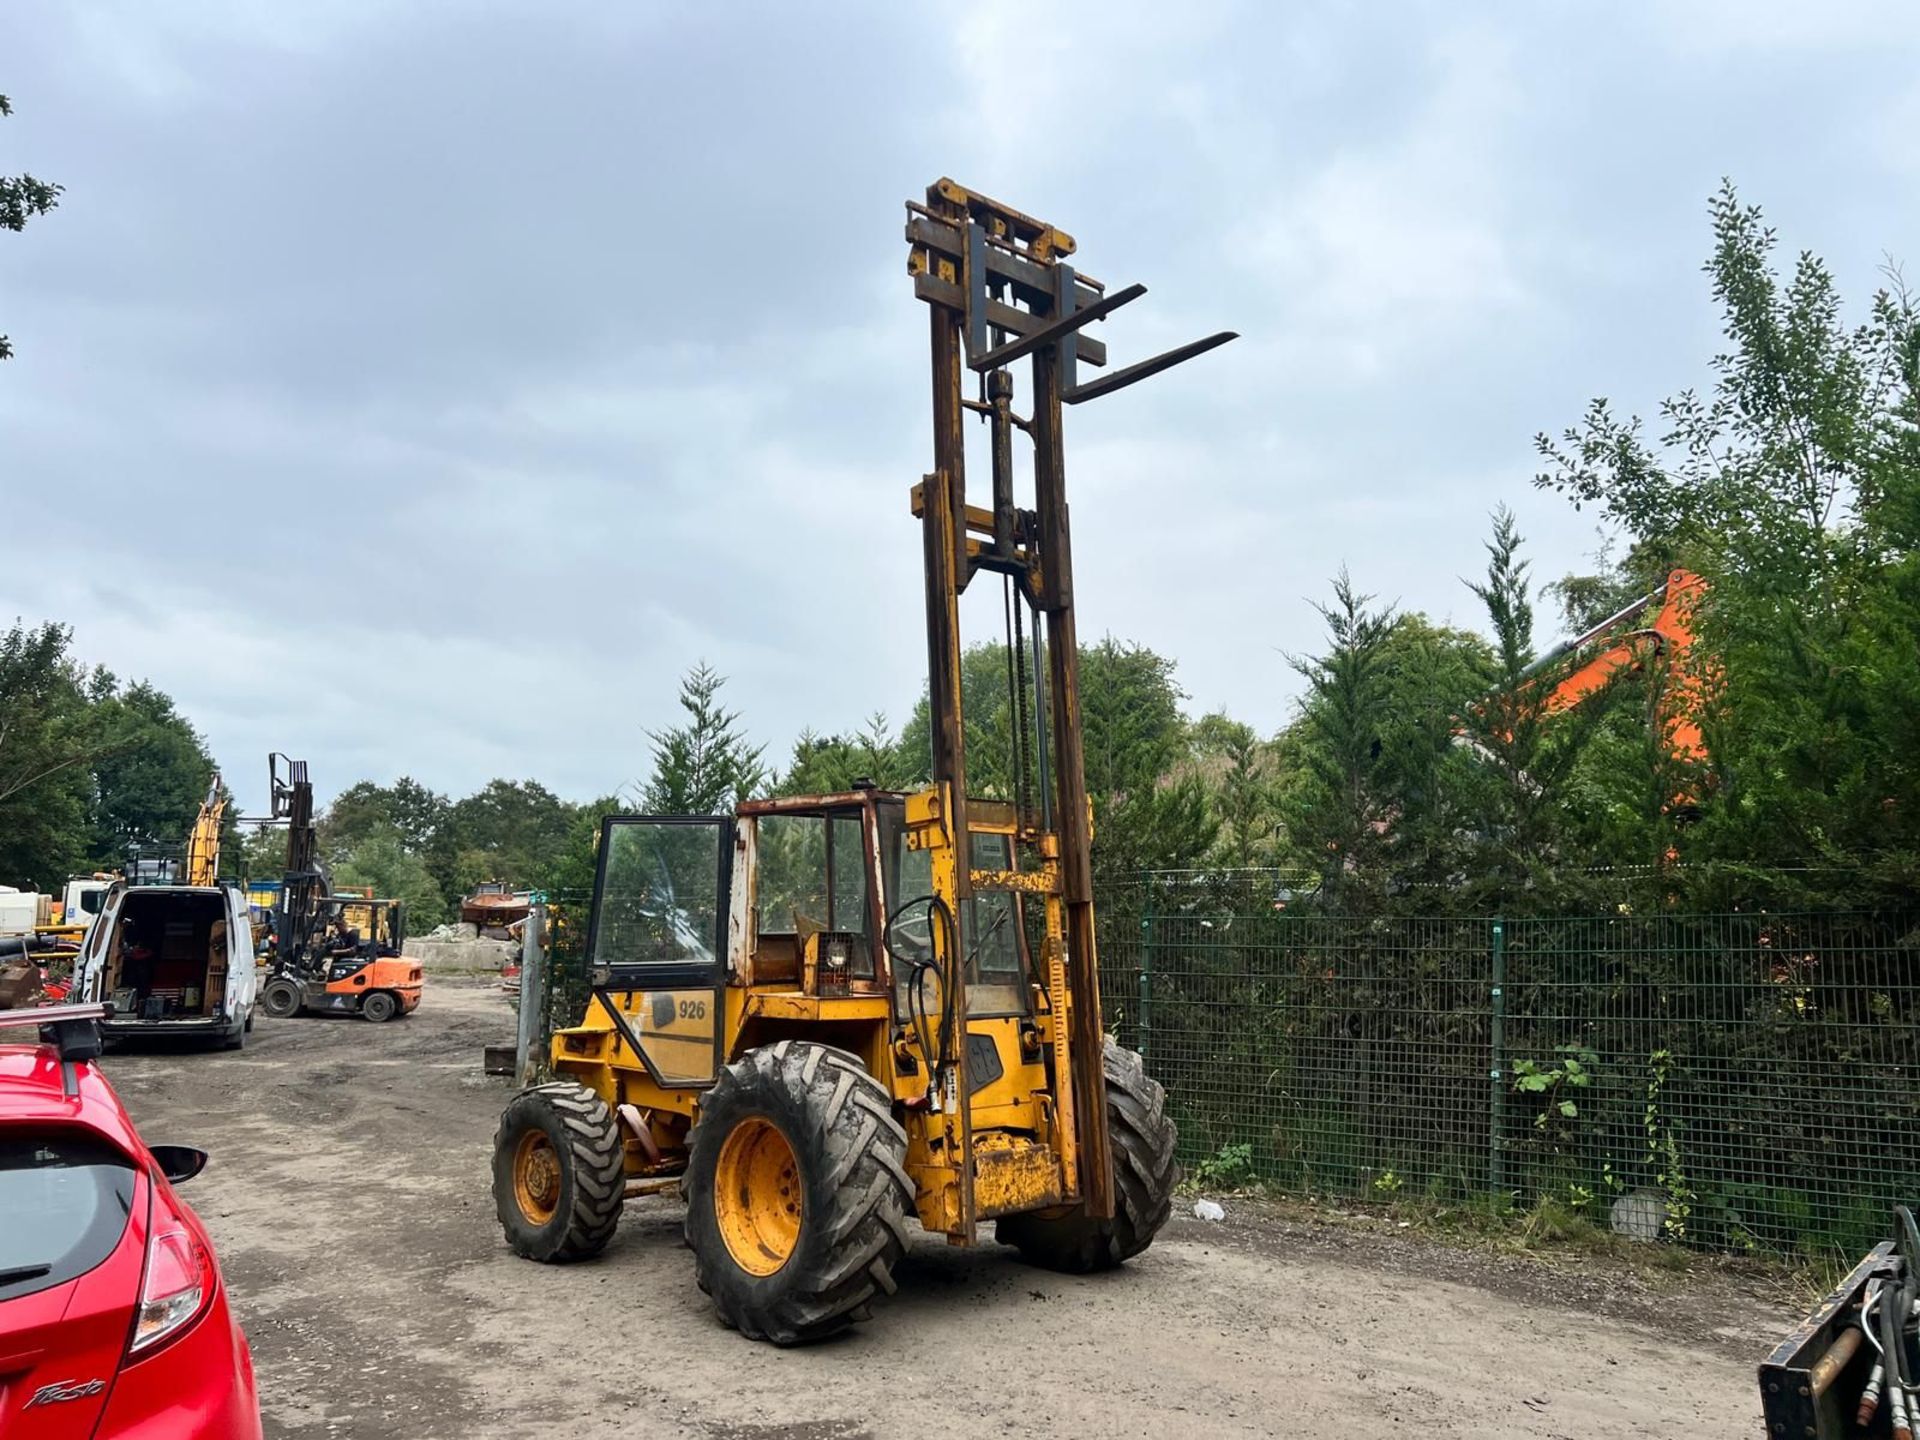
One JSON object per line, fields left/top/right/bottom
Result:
{"left": 4, "top": 2, "right": 1916, "bottom": 817}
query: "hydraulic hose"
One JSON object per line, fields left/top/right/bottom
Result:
{"left": 884, "top": 894, "right": 958, "bottom": 1102}
{"left": 1881, "top": 1271, "right": 1912, "bottom": 1440}
{"left": 1873, "top": 1206, "right": 1920, "bottom": 1440}
{"left": 1862, "top": 1283, "right": 1889, "bottom": 1430}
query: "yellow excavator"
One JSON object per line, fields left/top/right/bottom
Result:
{"left": 184, "top": 775, "right": 226, "bottom": 888}
{"left": 490, "top": 179, "right": 1235, "bottom": 1343}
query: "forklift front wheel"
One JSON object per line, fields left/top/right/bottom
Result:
{"left": 261, "top": 980, "right": 302, "bottom": 1019}
{"left": 684, "top": 1042, "right": 912, "bottom": 1345}
{"left": 995, "top": 1040, "right": 1180, "bottom": 1273}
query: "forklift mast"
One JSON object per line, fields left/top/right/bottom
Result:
{"left": 268, "top": 753, "right": 330, "bottom": 978}
{"left": 906, "top": 179, "right": 1235, "bottom": 1233}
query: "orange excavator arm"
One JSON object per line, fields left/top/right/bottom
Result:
{"left": 1520, "top": 568, "right": 1708, "bottom": 763}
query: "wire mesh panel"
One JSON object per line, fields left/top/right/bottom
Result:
{"left": 1101, "top": 880, "right": 1490, "bottom": 1201}
{"left": 1099, "top": 878, "right": 1920, "bottom": 1258}
{"left": 1501, "top": 913, "right": 1920, "bottom": 1256}
{"left": 536, "top": 888, "right": 595, "bottom": 1055}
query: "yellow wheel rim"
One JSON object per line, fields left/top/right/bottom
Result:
{"left": 513, "top": 1130, "right": 561, "bottom": 1225}
{"left": 713, "top": 1116, "right": 802, "bottom": 1276}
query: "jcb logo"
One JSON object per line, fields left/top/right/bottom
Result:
{"left": 27, "top": 1378, "right": 106, "bottom": 1407}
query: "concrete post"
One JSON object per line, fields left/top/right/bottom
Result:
{"left": 515, "top": 902, "right": 547, "bottom": 1086}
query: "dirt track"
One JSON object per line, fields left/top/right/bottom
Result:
{"left": 101, "top": 977, "right": 1789, "bottom": 1439}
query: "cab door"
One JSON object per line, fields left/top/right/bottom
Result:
{"left": 585, "top": 816, "right": 733, "bottom": 1087}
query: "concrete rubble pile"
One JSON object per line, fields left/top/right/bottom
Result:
{"left": 402, "top": 919, "right": 521, "bottom": 975}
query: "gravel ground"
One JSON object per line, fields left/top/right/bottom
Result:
{"left": 99, "top": 977, "right": 1792, "bottom": 1439}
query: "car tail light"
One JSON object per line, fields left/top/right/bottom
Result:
{"left": 129, "top": 1194, "right": 213, "bottom": 1355}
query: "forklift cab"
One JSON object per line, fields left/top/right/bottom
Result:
{"left": 740, "top": 791, "right": 1028, "bottom": 1006}
{"left": 874, "top": 797, "right": 1028, "bottom": 1018}
{"left": 320, "top": 896, "right": 405, "bottom": 972}
{"left": 582, "top": 790, "right": 1039, "bottom": 1093}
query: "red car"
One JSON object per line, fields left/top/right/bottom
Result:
{"left": 0, "top": 1002, "right": 261, "bottom": 1438}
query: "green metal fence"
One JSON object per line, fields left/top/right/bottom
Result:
{"left": 530, "top": 867, "right": 1918, "bottom": 1258}
{"left": 537, "top": 888, "right": 594, "bottom": 1058}
{"left": 1100, "top": 884, "right": 1920, "bottom": 1259}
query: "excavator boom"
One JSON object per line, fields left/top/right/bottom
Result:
{"left": 184, "top": 775, "right": 226, "bottom": 887}
{"left": 1529, "top": 567, "right": 1707, "bottom": 761}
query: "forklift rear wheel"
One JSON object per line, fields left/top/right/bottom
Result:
{"left": 261, "top": 980, "right": 302, "bottom": 1019}
{"left": 492, "top": 1082, "right": 624, "bottom": 1262}
{"left": 995, "top": 1040, "right": 1179, "bottom": 1273}
{"left": 685, "top": 1041, "right": 912, "bottom": 1346}
{"left": 361, "top": 990, "right": 398, "bottom": 1023}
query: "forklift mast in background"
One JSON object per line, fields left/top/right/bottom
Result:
{"left": 267, "top": 753, "right": 329, "bottom": 973}
{"left": 258, "top": 752, "right": 423, "bottom": 1024}
{"left": 906, "top": 178, "right": 1236, "bottom": 1230}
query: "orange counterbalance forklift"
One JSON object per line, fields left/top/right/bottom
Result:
{"left": 257, "top": 754, "right": 423, "bottom": 1024}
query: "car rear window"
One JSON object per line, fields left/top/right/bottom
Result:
{"left": 0, "top": 1134, "right": 136, "bottom": 1300}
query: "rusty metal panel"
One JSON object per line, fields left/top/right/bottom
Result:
{"left": 972, "top": 1133, "right": 1066, "bottom": 1219}
{"left": 1758, "top": 1241, "right": 1896, "bottom": 1440}
{"left": 969, "top": 867, "right": 1059, "bottom": 896}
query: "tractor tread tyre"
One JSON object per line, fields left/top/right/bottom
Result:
{"left": 492, "top": 1082, "right": 624, "bottom": 1263}
{"left": 261, "top": 979, "right": 302, "bottom": 1019}
{"left": 684, "top": 1041, "right": 912, "bottom": 1346}
{"left": 995, "top": 1040, "right": 1179, "bottom": 1273}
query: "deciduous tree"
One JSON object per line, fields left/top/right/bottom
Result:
{"left": 0, "top": 93, "right": 62, "bottom": 361}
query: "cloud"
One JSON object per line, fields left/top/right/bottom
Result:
{"left": 1228, "top": 25, "right": 1531, "bottom": 376}
{"left": 4, "top": 0, "right": 1918, "bottom": 811}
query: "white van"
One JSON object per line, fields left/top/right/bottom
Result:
{"left": 73, "top": 880, "right": 258, "bottom": 1049}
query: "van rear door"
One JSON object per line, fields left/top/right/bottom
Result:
{"left": 71, "top": 884, "right": 126, "bottom": 1008}
{"left": 221, "top": 891, "right": 255, "bottom": 1018}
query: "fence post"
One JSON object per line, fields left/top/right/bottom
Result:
{"left": 1488, "top": 916, "right": 1507, "bottom": 1198}
{"left": 1138, "top": 886, "right": 1155, "bottom": 1063}
{"left": 516, "top": 900, "right": 548, "bottom": 1086}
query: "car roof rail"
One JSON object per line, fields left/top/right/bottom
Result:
{"left": 23, "top": 1000, "right": 116, "bottom": 1063}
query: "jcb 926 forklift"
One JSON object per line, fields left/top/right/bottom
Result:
{"left": 491, "top": 180, "right": 1235, "bottom": 1343}
{"left": 257, "top": 754, "right": 424, "bottom": 1023}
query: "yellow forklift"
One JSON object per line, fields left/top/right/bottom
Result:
{"left": 490, "top": 179, "right": 1235, "bottom": 1343}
